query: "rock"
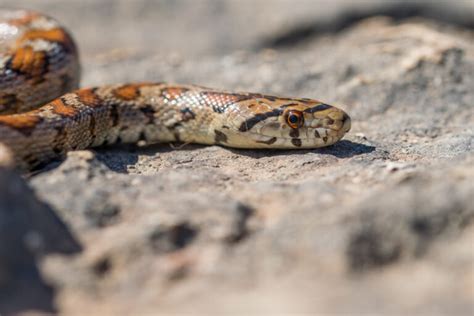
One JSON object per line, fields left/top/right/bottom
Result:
{"left": 1, "top": 0, "right": 474, "bottom": 314}
{"left": 0, "top": 165, "right": 81, "bottom": 314}
{"left": 347, "top": 160, "right": 474, "bottom": 272}
{"left": 3, "top": 0, "right": 473, "bottom": 56}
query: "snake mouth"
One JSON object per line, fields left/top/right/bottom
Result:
{"left": 246, "top": 124, "right": 349, "bottom": 149}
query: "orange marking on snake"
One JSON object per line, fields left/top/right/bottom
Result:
{"left": 76, "top": 89, "right": 102, "bottom": 108}
{"left": 10, "top": 46, "right": 47, "bottom": 80}
{"left": 19, "top": 28, "right": 69, "bottom": 44}
{"left": 161, "top": 87, "right": 190, "bottom": 100}
{"left": 0, "top": 114, "right": 41, "bottom": 134}
{"left": 113, "top": 83, "right": 154, "bottom": 101}
{"left": 50, "top": 99, "right": 77, "bottom": 117}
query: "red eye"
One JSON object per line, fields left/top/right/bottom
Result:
{"left": 286, "top": 110, "right": 304, "bottom": 128}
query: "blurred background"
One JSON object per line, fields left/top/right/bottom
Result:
{"left": 1, "top": 1, "right": 473, "bottom": 315}
{"left": 3, "top": 0, "right": 474, "bottom": 57}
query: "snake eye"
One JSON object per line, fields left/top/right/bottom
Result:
{"left": 286, "top": 110, "right": 304, "bottom": 129}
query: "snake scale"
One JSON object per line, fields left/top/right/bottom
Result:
{"left": 0, "top": 9, "right": 351, "bottom": 170}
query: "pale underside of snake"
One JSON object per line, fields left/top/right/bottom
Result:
{"left": 0, "top": 9, "right": 351, "bottom": 171}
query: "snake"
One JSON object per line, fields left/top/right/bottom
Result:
{"left": 0, "top": 9, "right": 351, "bottom": 170}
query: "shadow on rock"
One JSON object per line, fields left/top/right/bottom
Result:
{"left": 313, "top": 140, "right": 376, "bottom": 158}
{"left": 0, "top": 167, "right": 82, "bottom": 315}
{"left": 227, "top": 140, "right": 375, "bottom": 159}
{"left": 94, "top": 140, "right": 374, "bottom": 173}
{"left": 90, "top": 144, "right": 139, "bottom": 173}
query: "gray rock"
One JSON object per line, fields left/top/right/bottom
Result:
{"left": 3, "top": 0, "right": 473, "bottom": 57}
{"left": 347, "top": 162, "right": 474, "bottom": 271}
{"left": 0, "top": 165, "right": 81, "bottom": 314}
{"left": 1, "top": 0, "right": 473, "bottom": 314}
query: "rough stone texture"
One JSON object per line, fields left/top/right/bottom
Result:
{"left": 0, "top": 149, "right": 81, "bottom": 315}
{"left": 1, "top": 0, "right": 474, "bottom": 314}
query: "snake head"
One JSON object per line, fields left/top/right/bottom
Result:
{"left": 226, "top": 98, "right": 351, "bottom": 149}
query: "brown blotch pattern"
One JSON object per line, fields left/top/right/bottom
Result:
{"left": 9, "top": 46, "right": 48, "bottom": 81}
{"left": 291, "top": 138, "right": 302, "bottom": 147}
{"left": 51, "top": 125, "right": 68, "bottom": 154}
{"left": 88, "top": 115, "right": 97, "bottom": 145}
{"left": 109, "top": 103, "right": 120, "bottom": 127}
{"left": 289, "top": 129, "right": 299, "bottom": 138}
{"left": 139, "top": 104, "right": 156, "bottom": 124}
{"left": 50, "top": 98, "right": 77, "bottom": 117}
{"left": 76, "top": 89, "right": 102, "bottom": 108}
{"left": 239, "top": 108, "right": 283, "bottom": 132}
{"left": 256, "top": 137, "right": 277, "bottom": 145}
{"left": 214, "top": 130, "right": 228, "bottom": 143}
{"left": 113, "top": 83, "right": 153, "bottom": 101}
{"left": 0, "top": 114, "right": 42, "bottom": 136}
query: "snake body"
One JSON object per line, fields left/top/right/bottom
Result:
{"left": 0, "top": 9, "right": 351, "bottom": 170}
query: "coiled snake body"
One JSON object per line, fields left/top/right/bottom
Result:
{"left": 0, "top": 9, "right": 351, "bottom": 170}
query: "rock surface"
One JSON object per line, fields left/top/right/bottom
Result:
{"left": 1, "top": 0, "right": 474, "bottom": 314}
{"left": 0, "top": 146, "right": 80, "bottom": 315}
